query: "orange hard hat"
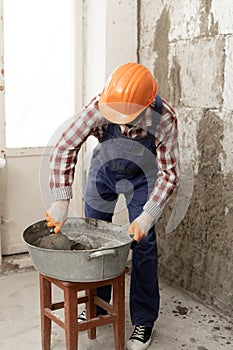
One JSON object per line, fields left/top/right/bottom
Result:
{"left": 99, "top": 62, "right": 158, "bottom": 124}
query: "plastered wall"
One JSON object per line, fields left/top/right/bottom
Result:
{"left": 138, "top": 0, "right": 233, "bottom": 315}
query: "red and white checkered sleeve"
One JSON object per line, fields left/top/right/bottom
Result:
{"left": 143, "top": 103, "right": 180, "bottom": 222}
{"left": 49, "top": 96, "right": 103, "bottom": 200}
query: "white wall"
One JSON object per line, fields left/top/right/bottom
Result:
{"left": 83, "top": 0, "right": 137, "bottom": 103}
{"left": 83, "top": 0, "right": 106, "bottom": 102}
{"left": 0, "top": 0, "right": 5, "bottom": 263}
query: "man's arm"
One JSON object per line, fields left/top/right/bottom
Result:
{"left": 129, "top": 100, "right": 179, "bottom": 240}
{"left": 47, "top": 96, "right": 105, "bottom": 233}
{"left": 49, "top": 95, "right": 103, "bottom": 201}
{"left": 143, "top": 101, "right": 179, "bottom": 222}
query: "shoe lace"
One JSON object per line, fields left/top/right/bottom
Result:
{"left": 132, "top": 325, "right": 146, "bottom": 340}
{"left": 78, "top": 309, "right": 86, "bottom": 320}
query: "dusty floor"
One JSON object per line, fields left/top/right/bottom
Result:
{"left": 0, "top": 254, "right": 232, "bottom": 350}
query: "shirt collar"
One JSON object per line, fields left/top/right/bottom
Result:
{"left": 120, "top": 107, "right": 153, "bottom": 130}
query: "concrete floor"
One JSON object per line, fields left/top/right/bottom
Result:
{"left": 0, "top": 255, "right": 233, "bottom": 350}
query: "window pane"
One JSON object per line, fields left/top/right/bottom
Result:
{"left": 4, "top": 0, "right": 73, "bottom": 147}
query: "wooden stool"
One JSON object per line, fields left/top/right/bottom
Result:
{"left": 39, "top": 268, "right": 128, "bottom": 350}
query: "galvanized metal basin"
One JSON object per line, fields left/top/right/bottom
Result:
{"left": 22, "top": 217, "right": 131, "bottom": 282}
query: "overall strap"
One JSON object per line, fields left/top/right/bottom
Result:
{"left": 102, "top": 122, "right": 120, "bottom": 142}
{"left": 152, "top": 94, "right": 163, "bottom": 115}
{"left": 146, "top": 94, "right": 162, "bottom": 136}
{"left": 105, "top": 122, "right": 116, "bottom": 133}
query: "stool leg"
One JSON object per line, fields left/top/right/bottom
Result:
{"left": 86, "top": 288, "right": 96, "bottom": 339}
{"left": 40, "top": 274, "right": 52, "bottom": 350}
{"left": 113, "top": 274, "right": 125, "bottom": 350}
{"left": 64, "top": 286, "right": 78, "bottom": 350}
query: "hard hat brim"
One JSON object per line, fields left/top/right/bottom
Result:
{"left": 99, "top": 102, "right": 148, "bottom": 125}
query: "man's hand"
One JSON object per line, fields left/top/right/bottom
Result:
{"left": 128, "top": 211, "right": 154, "bottom": 243}
{"left": 46, "top": 200, "right": 70, "bottom": 234}
{"left": 128, "top": 220, "right": 146, "bottom": 243}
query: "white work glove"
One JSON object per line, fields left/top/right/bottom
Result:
{"left": 136, "top": 211, "right": 155, "bottom": 234}
{"left": 46, "top": 200, "right": 70, "bottom": 233}
{"left": 128, "top": 211, "right": 154, "bottom": 243}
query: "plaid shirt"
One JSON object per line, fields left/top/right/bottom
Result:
{"left": 49, "top": 95, "right": 179, "bottom": 222}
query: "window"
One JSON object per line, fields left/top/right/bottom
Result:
{"left": 4, "top": 0, "right": 74, "bottom": 147}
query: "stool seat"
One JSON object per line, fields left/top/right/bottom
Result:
{"left": 40, "top": 268, "right": 128, "bottom": 350}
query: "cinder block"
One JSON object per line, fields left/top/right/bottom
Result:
{"left": 168, "top": 0, "right": 201, "bottom": 41}
{"left": 223, "top": 36, "right": 233, "bottom": 110}
{"left": 176, "top": 107, "right": 203, "bottom": 176}
{"left": 139, "top": 0, "right": 201, "bottom": 43}
{"left": 211, "top": 0, "right": 233, "bottom": 34}
{"left": 138, "top": 0, "right": 160, "bottom": 48}
{"left": 170, "top": 38, "right": 225, "bottom": 108}
{"left": 139, "top": 0, "right": 223, "bottom": 43}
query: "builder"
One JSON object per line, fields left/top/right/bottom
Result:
{"left": 46, "top": 62, "right": 179, "bottom": 350}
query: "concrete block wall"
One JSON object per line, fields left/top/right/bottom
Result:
{"left": 138, "top": 0, "right": 233, "bottom": 316}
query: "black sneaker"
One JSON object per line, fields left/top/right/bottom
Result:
{"left": 127, "top": 325, "right": 153, "bottom": 350}
{"left": 78, "top": 309, "right": 87, "bottom": 323}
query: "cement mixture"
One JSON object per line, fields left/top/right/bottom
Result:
{"left": 33, "top": 233, "right": 100, "bottom": 251}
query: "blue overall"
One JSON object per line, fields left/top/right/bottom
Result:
{"left": 84, "top": 97, "right": 162, "bottom": 327}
